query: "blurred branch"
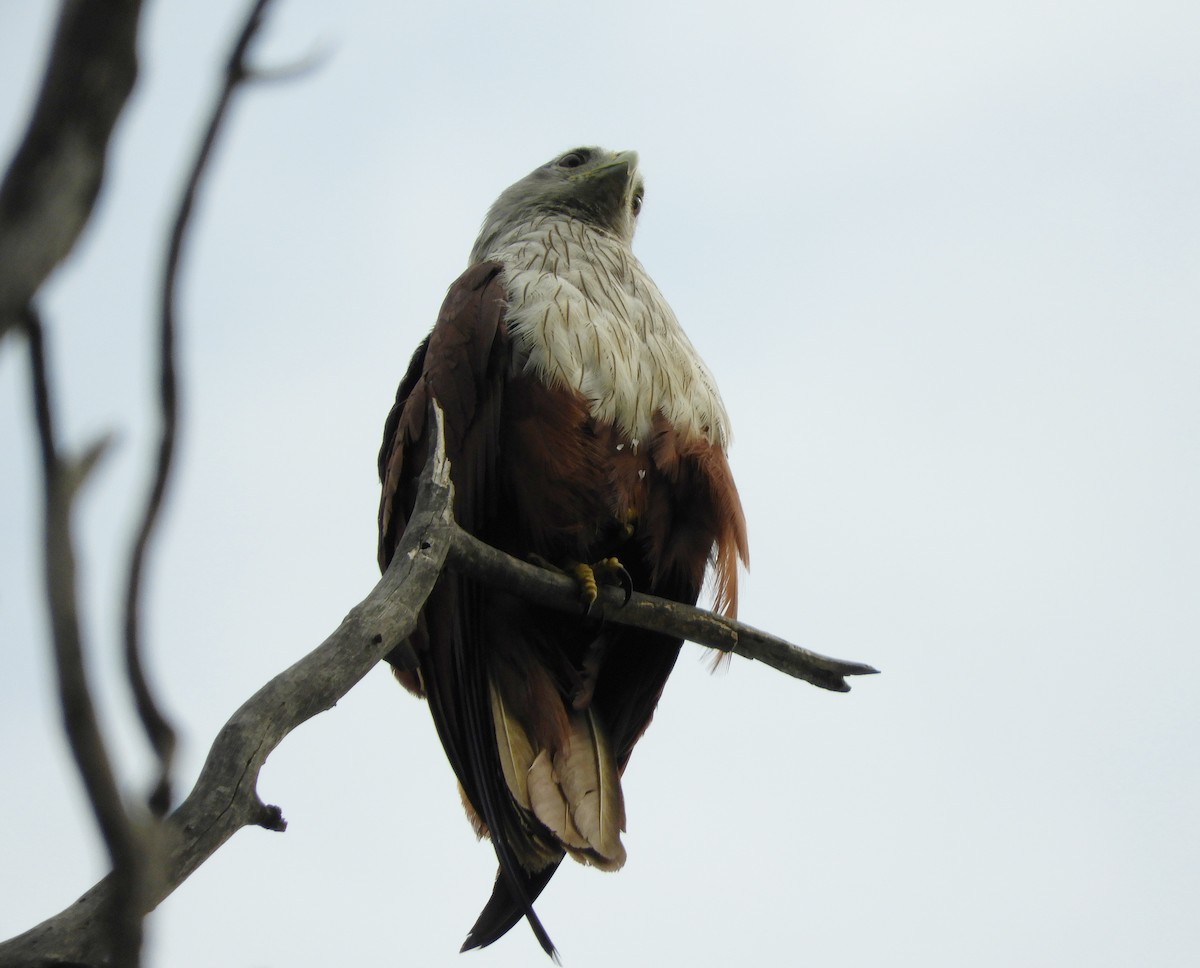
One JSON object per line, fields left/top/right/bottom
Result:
{"left": 123, "top": 0, "right": 280, "bottom": 822}
{"left": 19, "top": 309, "right": 145, "bottom": 967}
{"left": 0, "top": 403, "right": 876, "bottom": 965}
{"left": 0, "top": 0, "right": 144, "bottom": 342}
{"left": 1, "top": 1, "right": 285, "bottom": 964}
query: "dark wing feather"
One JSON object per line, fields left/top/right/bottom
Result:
{"left": 377, "top": 262, "right": 560, "bottom": 958}
{"left": 376, "top": 334, "right": 428, "bottom": 571}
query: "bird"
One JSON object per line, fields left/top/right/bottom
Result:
{"left": 376, "top": 146, "right": 749, "bottom": 957}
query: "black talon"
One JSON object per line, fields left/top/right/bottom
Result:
{"left": 615, "top": 564, "right": 633, "bottom": 605}
{"left": 590, "top": 557, "right": 632, "bottom": 608}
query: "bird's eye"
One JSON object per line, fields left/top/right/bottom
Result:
{"left": 631, "top": 191, "right": 644, "bottom": 216}
{"left": 557, "top": 150, "right": 589, "bottom": 169}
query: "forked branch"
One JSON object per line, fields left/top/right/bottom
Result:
{"left": 0, "top": 404, "right": 876, "bottom": 967}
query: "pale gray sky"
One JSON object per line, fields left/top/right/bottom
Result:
{"left": 2, "top": 1, "right": 1198, "bottom": 966}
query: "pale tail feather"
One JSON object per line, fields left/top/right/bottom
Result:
{"left": 489, "top": 684, "right": 563, "bottom": 873}
{"left": 554, "top": 709, "right": 626, "bottom": 870}
{"left": 493, "top": 684, "right": 628, "bottom": 871}
{"left": 490, "top": 683, "right": 534, "bottom": 809}
{"left": 528, "top": 749, "right": 591, "bottom": 851}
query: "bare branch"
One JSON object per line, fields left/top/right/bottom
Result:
{"left": 1, "top": 4, "right": 875, "bottom": 966}
{"left": 123, "top": 0, "right": 281, "bottom": 821}
{"left": 446, "top": 527, "right": 879, "bottom": 691}
{"left": 0, "top": 401, "right": 873, "bottom": 966}
{"left": 0, "top": 0, "right": 145, "bottom": 342}
{"left": 0, "top": 402, "right": 456, "bottom": 968}
{"left": 19, "top": 309, "right": 145, "bottom": 968}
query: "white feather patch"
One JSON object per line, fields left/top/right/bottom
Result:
{"left": 488, "top": 216, "right": 732, "bottom": 448}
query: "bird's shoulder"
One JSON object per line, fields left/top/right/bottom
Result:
{"left": 376, "top": 260, "right": 512, "bottom": 570}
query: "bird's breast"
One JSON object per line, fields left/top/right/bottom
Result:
{"left": 495, "top": 220, "right": 731, "bottom": 449}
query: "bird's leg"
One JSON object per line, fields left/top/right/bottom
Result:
{"left": 570, "top": 558, "right": 633, "bottom": 613}
{"left": 526, "top": 508, "right": 638, "bottom": 614}
{"left": 528, "top": 554, "right": 633, "bottom": 615}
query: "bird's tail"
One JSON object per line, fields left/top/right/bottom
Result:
{"left": 460, "top": 859, "right": 563, "bottom": 956}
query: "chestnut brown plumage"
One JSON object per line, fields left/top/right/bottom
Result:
{"left": 377, "top": 148, "right": 748, "bottom": 957}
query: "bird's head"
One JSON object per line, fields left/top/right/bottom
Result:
{"left": 470, "top": 146, "right": 645, "bottom": 264}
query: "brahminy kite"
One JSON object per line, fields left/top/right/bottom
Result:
{"left": 377, "top": 146, "right": 748, "bottom": 956}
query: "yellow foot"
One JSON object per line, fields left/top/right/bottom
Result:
{"left": 570, "top": 557, "right": 633, "bottom": 615}
{"left": 529, "top": 554, "right": 634, "bottom": 615}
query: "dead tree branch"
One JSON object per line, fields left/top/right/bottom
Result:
{"left": 123, "top": 0, "right": 279, "bottom": 823}
{"left": 19, "top": 309, "right": 144, "bottom": 967}
{"left": 1, "top": 2, "right": 283, "bottom": 964}
{"left": 0, "top": 404, "right": 875, "bottom": 967}
{"left": 0, "top": 0, "right": 145, "bottom": 342}
{"left": 0, "top": 404, "right": 455, "bottom": 968}
{"left": 447, "top": 527, "right": 878, "bottom": 691}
